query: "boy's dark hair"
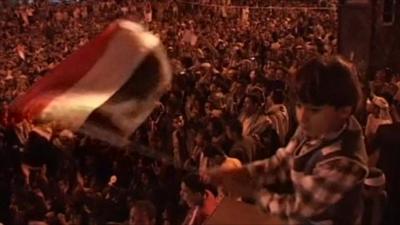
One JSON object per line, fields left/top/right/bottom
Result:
{"left": 293, "top": 56, "right": 362, "bottom": 111}
{"left": 244, "top": 93, "right": 261, "bottom": 106}
{"left": 131, "top": 200, "right": 156, "bottom": 220}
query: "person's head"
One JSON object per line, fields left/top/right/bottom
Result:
{"left": 276, "top": 68, "right": 285, "bottom": 80}
{"left": 366, "top": 95, "right": 384, "bottom": 114}
{"left": 194, "top": 129, "right": 211, "bottom": 147}
{"left": 23, "top": 191, "right": 48, "bottom": 224}
{"left": 293, "top": 56, "right": 362, "bottom": 138}
{"left": 1, "top": 101, "right": 8, "bottom": 111}
{"left": 204, "top": 101, "right": 214, "bottom": 116}
{"left": 140, "top": 170, "right": 153, "bottom": 186}
{"left": 243, "top": 94, "right": 260, "bottom": 115}
{"left": 249, "top": 70, "right": 257, "bottom": 83}
{"left": 225, "top": 118, "right": 243, "bottom": 140}
{"left": 172, "top": 114, "right": 185, "bottom": 129}
{"left": 206, "top": 118, "right": 224, "bottom": 137}
{"left": 367, "top": 95, "right": 392, "bottom": 121}
{"left": 57, "top": 179, "right": 69, "bottom": 193}
{"left": 189, "top": 98, "right": 202, "bottom": 118}
{"left": 129, "top": 201, "right": 156, "bottom": 225}
{"left": 180, "top": 173, "right": 218, "bottom": 208}
{"left": 374, "top": 69, "right": 386, "bottom": 82}
{"left": 266, "top": 89, "right": 285, "bottom": 108}
{"left": 180, "top": 173, "right": 206, "bottom": 208}
{"left": 202, "top": 145, "right": 226, "bottom": 166}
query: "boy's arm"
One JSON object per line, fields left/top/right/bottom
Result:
{"left": 256, "top": 157, "right": 368, "bottom": 219}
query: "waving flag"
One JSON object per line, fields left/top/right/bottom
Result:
{"left": 9, "top": 20, "right": 172, "bottom": 146}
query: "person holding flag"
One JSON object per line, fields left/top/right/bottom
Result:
{"left": 203, "top": 56, "right": 369, "bottom": 225}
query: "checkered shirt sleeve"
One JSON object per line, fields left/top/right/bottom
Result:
{"left": 246, "top": 139, "right": 298, "bottom": 184}
{"left": 255, "top": 156, "right": 367, "bottom": 219}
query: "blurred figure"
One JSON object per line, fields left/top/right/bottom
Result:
{"left": 180, "top": 173, "right": 218, "bottom": 225}
{"left": 264, "top": 89, "right": 290, "bottom": 146}
{"left": 129, "top": 200, "right": 156, "bottom": 225}
{"left": 225, "top": 118, "right": 256, "bottom": 163}
{"left": 370, "top": 122, "right": 400, "bottom": 225}
{"left": 362, "top": 167, "right": 386, "bottom": 225}
{"left": 239, "top": 94, "right": 271, "bottom": 138}
{"left": 365, "top": 95, "right": 392, "bottom": 141}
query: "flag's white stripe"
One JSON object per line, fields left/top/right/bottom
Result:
{"left": 81, "top": 44, "right": 172, "bottom": 146}
{"left": 40, "top": 21, "right": 160, "bottom": 130}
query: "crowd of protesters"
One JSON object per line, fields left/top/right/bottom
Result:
{"left": 1, "top": 0, "right": 400, "bottom": 225}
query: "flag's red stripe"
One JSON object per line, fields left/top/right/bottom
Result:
{"left": 10, "top": 23, "right": 119, "bottom": 123}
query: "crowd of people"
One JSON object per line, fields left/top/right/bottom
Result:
{"left": 1, "top": 0, "right": 400, "bottom": 225}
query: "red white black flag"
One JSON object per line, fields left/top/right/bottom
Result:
{"left": 9, "top": 20, "right": 172, "bottom": 146}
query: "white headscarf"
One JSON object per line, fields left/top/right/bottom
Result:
{"left": 366, "top": 96, "right": 392, "bottom": 137}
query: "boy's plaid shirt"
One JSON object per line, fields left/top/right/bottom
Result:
{"left": 246, "top": 118, "right": 369, "bottom": 221}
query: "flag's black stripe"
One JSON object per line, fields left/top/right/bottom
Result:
{"left": 79, "top": 53, "right": 161, "bottom": 137}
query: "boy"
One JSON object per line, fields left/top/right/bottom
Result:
{"left": 204, "top": 56, "right": 369, "bottom": 225}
